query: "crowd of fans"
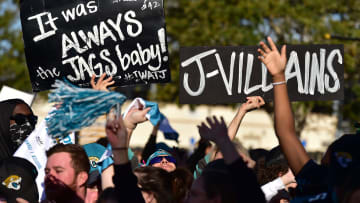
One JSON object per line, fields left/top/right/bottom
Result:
{"left": 0, "top": 37, "right": 359, "bottom": 203}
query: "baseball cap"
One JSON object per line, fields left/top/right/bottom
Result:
{"left": 83, "top": 143, "right": 114, "bottom": 186}
{"left": 0, "top": 157, "right": 39, "bottom": 203}
{"left": 329, "top": 134, "right": 360, "bottom": 186}
{"left": 146, "top": 149, "right": 174, "bottom": 166}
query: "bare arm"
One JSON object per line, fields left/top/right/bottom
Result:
{"left": 258, "top": 37, "right": 310, "bottom": 175}
{"left": 105, "top": 116, "right": 129, "bottom": 165}
{"left": 101, "top": 165, "right": 115, "bottom": 189}
{"left": 106, "top": 116, "right": 146, "bottom": 203}
{"left": 227, "top": 96, "right": 265, "bottom": 140}
{"left": 123, "top": 106, "right": 151, "bottom": 145}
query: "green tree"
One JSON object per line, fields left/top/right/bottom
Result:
{"left": 0, "top": 0, "right": 31, "bottom": 92}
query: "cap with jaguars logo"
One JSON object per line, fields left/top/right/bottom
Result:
{"left": 83, "top": 143, "right": 114, "bottom": 186}
{"left": 329, "top": 134, "right": 360, "bottom": 186}
{"left": 0, "top": 157, "right": 38, "bottom": 202}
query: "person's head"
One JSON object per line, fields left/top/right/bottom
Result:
{"left": 0, "top": 99, "right": 37, "bottom": 159}
{"left": 249, "top": 148, "right": 269, "bottom": 163}
{"left": 134, "top": 166, "right": 175, "bottom": 203}
{"left": 257, "top": 146, "right": 291, "bottom": 190}
{"left": 186, "top": 159, "right": 238, "bottom": 203}
{"left": 83, "top": 143, "right": 114, "bottom": 190}
{"left": 327, "top": 134, "right": 360, "bottom": 200}
{"left": 45, "top": 144, "right": 90, "bottom": 200}
{"left": 0, "top": 157, "right": 38, "bottom": 202}
{"left": 171, "top": 168, "right": 194, "bottom": 203}
{"left": 146, "top": 149, "right": 176, "bottom": 172}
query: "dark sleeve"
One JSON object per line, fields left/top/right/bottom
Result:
{"left": 141, "top": 134, "right": 157, "bottom": 162}
{"left": 112, "top": 162, "right": 145, "bottom": 203}
{"left": 193, "top": 156, "right": 208, "bottom": 179}
{"left": 186, "top": 141, "right": 208, "bottom": 173}
{"left": 295, "top": 160, "right": 329, "bottom": 196}
{"left": 228, "top": 158, "right": 266, "bottom": 203}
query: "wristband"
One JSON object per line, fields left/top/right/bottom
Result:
{"left": 272, "top": 81, "right": 286, "bottom": 86}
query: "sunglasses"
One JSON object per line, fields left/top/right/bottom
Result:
{"left": 10, "top": 114, "right": 38, "bottom": 127}
{"left": 149, "top": 156, "right": 176, "bottom": 165}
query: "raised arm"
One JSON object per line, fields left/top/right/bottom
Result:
{"left": 123, "top": 106, "right": 151, "bottom": 144}
{"left": 257, "top": 37, "right": 310, "bottom": 175}
{"left": 197, "top": 116, "right": 265, "bottom": 202}
{"left": 228, "top": 96, "right": 265, "bottom": 140}
{"left": 141, "top": 123, "right": 160, "bottom": 162}
{"left": 105, "top": 115, "right": 145, "bottom": 203}
{"left": 105, "top": 116, "right": 129, "bottom": 164}
{"left": 198, "top": 116, "right": 240, "bottom": 164}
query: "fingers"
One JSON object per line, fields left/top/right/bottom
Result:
{"left": 143, "top": 107, "right": 151, "bottom": 114}
{"left": 267, "top": 36, "right": 278, "bottom": 52}
{"left": 281, "top": 45, "right": 287, "bottom": 58}
{"left": 97, "top": 73, "right": 106, "bottom": 85}
{"left": 220, "top": 116, "right": 225, "bottom": 125}
{"left": 103, "top": 76, "right": 115, "bottom": 85}
{"left": 205, "top": 116, "right": 226, "bottom": 128}
{"left": 246, "top": 96, "right": 265, "bottom": 109}
{"left": 91, "top": 73, "right": 114, "bottom": 91}
{"left": 259, "top": 41, "right": 271, "bottom": 53}
{"left": 116, "top": 116, "right": 126, "bottom": 129}
{"left": 258, "top": 96, "right": 265, "bottom": 106}
{"left": 257, "top": 55, "right": 265, "bottom": 64}
{"left": 257, "top": 48, "right": 266, "bottom": 57}
{"left": 212, "top": 116, "right": 220, "bottom": 126}
{"left": 106, "top": 119, "right": 117, "bottom": 133}
{"left": 90, "top": 74, "right": 96, "bottom": 88}
{"left": 198, "top": 122, "right": 209, "bottom": 131}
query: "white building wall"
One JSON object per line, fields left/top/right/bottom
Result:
{"left": 31, "top": 98, "right": 337, "bottom": 152}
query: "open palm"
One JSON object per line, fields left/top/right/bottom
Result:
{"left": 258, "top": 37, "right": 287, "bottom": 77}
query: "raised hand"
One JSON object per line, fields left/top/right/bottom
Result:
{"left": 123, "top": 106, "right": 151, "bottom": 130}
{"left": 105, "top": 116, "right": 128, "bottom": 148}
{"left": 240, "top": 96, "right": 265, "bottom": 112}
{"left": 90, "top": 73, "right": 115, "bottom": 92}
{"left": 257, "top": 37, "right": 287, "bottom": 78}
{"left": 197, "top": 116, "right": 228, "bottom": 144}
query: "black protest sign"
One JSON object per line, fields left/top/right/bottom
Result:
{"left": 179, "top": 45, "right": 344, "bottom": 104}
{"left": 20, "top": 0, "right": 170, "bottom": 92}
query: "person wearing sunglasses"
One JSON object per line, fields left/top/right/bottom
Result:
{"left": 0, "top": 99, "right": 38, "bottom": 160}
{"left": 146, "top": 149, "right": 177, "bottom": 172}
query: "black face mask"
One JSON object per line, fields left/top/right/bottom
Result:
{"left": 9, "top": 121, "right": 34, "bottom": 151}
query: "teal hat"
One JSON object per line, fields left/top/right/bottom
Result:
{"left": 146, "top": 149, "right": 173, "bottom": 166}
{"left": 156, "top": 142, "right": 172, "bottom": 152}
{"left": 83, "top": 143, "right": 113, "bottom": 174}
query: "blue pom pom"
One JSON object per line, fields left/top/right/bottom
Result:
{"left": 46, "top": 80, "right": 126, "bottom": 139}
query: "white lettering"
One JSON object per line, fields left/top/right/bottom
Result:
{"left": 28, "top": 12, "right": 58, "bottom": 42}
{"left": 181, "top": 49, "right": 217, "bottom": 96}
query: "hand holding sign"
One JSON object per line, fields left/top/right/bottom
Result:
{"left": 258, "top": 37, "right": 287, "bottom": 81}
{"left": 90, "top": 73, "right": 114, "bottom": 92}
